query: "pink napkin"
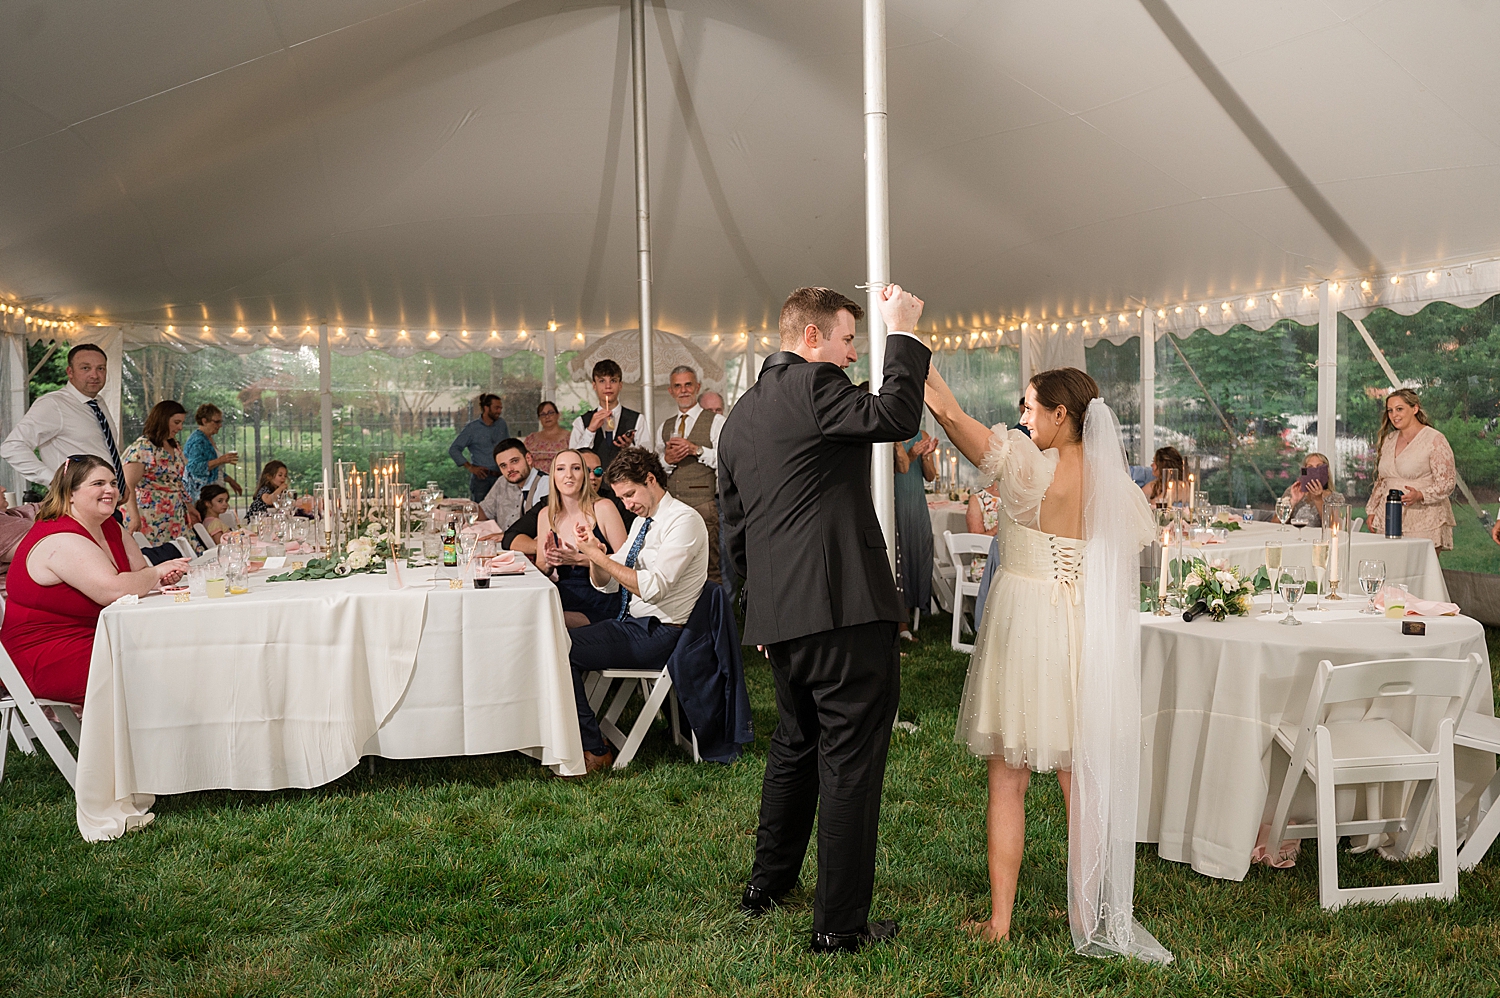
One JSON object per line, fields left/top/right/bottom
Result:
{"left": 486, "top": 551, "right": 526, "bottom": 575}
{"left": 1374, "top": 585, "right": 1459, "bottom": 616}
{"left": 1251, "top": 823, "right": 1301, "bottom": 868}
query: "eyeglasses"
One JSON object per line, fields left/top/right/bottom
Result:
{"left": 590, "top": 467, "right": 604, "bottom": 477}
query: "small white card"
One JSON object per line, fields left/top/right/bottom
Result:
{"left": 262, "top": 556, "right": 287, "bottom": 571}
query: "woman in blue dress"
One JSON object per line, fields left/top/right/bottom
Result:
{"left": 895, "top": 429, "right": 938, "bottom": 637}
{"left": 181, "top": 404, "right": 242, "bottom": 502}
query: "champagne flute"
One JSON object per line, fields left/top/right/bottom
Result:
{"left": 1309, "top": 541, "right": 1329, "bottom": 611}
{"left": 1262, "top": 541, "right": 1283, "bottom": 618}
{"left": 1358, "top": 559, "right": 1386, "bottom": 615}
{"left": 1278, "top": 566, "right": 1306, "bottom": 626}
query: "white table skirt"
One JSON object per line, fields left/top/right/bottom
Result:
{"left": 929, "top": 501, "right": 968, "bottom": 612}
{"left": 1138, "top": 596, "right": 1493, "bottom": 880}
{"left": 76, "top": 564, "right": 583, "bottom": 841}
{"left": 1185, "top": 521, "right": 1448, "bottom": 602}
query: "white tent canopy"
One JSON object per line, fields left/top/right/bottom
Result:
{"left": 4, "top": 0, "right": 1500, "bottom": 339}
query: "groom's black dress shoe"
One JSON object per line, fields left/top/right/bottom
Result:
{"left": 809, "top": 920, "right": 899, "bottom": 954}
{"left": 739, "top": 884, "right": 787, "bottom": 917}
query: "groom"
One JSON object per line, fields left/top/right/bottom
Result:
{"left": 719, "top": 284, "right": 930, "bottom": 953}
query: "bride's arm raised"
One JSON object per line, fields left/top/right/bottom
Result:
{"left": 923, "top": 363, "right": 994, "bottom": 467}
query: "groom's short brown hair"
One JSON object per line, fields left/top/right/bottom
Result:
{"left": 779, "top": 287, "right": 864, "bottom": 350}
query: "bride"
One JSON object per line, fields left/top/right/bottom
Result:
{"left": 924, "top": 364, "right": 1171, "bottom": 963}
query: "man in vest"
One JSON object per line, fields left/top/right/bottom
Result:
{"left": 653, "top": 365, "right": 725, "bottom": 585}
{"left": 568, "top": 359, "right": 640, "bottom": 470}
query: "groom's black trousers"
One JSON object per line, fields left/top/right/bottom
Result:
{"left": 750, "top": 620, "right": 900, "bottom": 934}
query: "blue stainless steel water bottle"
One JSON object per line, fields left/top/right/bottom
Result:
{"left": 1384, "top": 489, "right": 1404, "bottom": 538}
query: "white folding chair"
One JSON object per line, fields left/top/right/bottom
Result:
{"left": 1455, "top": 711, "right": 1500, "bottom": 871}
{"left": 586, "top": 665, "right": 698, "bottom": 769}
{"left": 1352, "top": 517, "right": 1366, "bottom": 533}
{"left": 170, "top": 536, "right": 195, "bottom": 560}
{"left": 944, "top": 531, "right": 992, "bottom": 653}
{"left": 221, "top": 509, "right": 240, "bottom": 530}
{"left": 132, "top": 531, "right": 150, "bottom": 548}
{"left": 1267, "top": 653, "right": 1483, "bottom": 910}
{"left": 0, "top": 645, "right": 80, "bottom": 788}
{"left": 193, "top": 521, "right": 215, "bottom": 551}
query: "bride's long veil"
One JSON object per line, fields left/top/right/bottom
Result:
{"left": 1071, "top": 398, "right": 1172, "bottom": 964}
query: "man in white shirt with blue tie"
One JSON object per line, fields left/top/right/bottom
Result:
{"left": 566, "top": 446, "right": 709, "bottom": 773}
{"left": 1, "top": 343, "right": 131, "bottom": 519}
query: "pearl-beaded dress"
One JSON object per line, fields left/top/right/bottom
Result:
{"left": 956, "top": 427, "right": 1081, "bottom": 771}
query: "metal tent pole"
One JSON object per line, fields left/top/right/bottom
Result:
{"left": 631, "top": 0, "right": 655, "bottom": 438}
{"left": 864, "top": 0, "right": 895, "bottom": 574}
{"left": 1316, "top": 281, "right": 1337, "bottom": 484}
{"left": 318, "top": 322, "right": 334, "bottom": 492}
{"left": 1140, "top": 309, "right": 1156, "bottom": 465}
{"left": 543, "top": 326, "right": 557, "bottom": 404}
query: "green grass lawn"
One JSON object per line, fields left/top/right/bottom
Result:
{"left": 3, "top": 623, "right": 1500, "bottom": 997}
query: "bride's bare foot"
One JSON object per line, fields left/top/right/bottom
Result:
{"left": 961, "top": 918, "right": 1010, "bottom": 942}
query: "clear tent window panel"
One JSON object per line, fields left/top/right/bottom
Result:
{"left": 122, "top": 345, "right": 534, "bottom": 506}
{"left": 927, "top": 345, "right": 1020, "bottom": 488}
{"left": 1338, "top": 296, "right": 1500, "bottom": 575}
{"left": 1152, "top": 320, "right": 1316, "bottom": 510}
{"left": 1085, "top": 336, "right": 1140, "bottom": 463}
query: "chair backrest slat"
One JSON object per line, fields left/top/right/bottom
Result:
{"left": 1322, "top": 656, "right": 1480, "bottom": 707}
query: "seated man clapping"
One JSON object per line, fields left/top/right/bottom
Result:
{"left": 564, "top": 446, "right": 709, "bottom": 773}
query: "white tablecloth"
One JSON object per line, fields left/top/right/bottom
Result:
{"left": 929, "top": 501, "right": 969, "bottom": 612}
{"left": 1138, "top": 596, "right": 1493, "bottom": 880}
{"left": 76, "top": 564, "right": 583, "bottom": 841}
{"left": 1185, "top": 521, "right": 1448, "bottom": 602}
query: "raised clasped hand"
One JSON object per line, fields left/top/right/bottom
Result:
{"left": 878, "top": 282, "right": 924, "bottom": 332}
{"left": 664, "top": 438, "right": 694, "bottom": 463}
{"left": 588, "top": 406, "right": 612, "bottom": 432}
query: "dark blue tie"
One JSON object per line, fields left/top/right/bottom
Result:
{"left": 616, "top": 516, "right": 653, "bottom": 620}
{"left": 86, "top": 398, "right": 126, "bottom": 493}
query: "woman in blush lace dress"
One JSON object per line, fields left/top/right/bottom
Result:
{"left": 1364, "top": 389, "right": 1456, "bottom": 551}
{"left": 925, "top": 364, "right": 1170, "bottom": 963}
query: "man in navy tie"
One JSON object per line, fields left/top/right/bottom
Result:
{"left": 1, "top": 343, "right": 130, "bottom": 520}
{"left": 561, "top": 447, "right": 709, "bottom": 774}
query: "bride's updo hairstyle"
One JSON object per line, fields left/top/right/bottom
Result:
{"left": 1029, "top": 367, "right": 1100, "bottom": 441}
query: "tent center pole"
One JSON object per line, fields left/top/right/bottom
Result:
{"left": 864, "top": 0, "right": 896, "bottom": 575}
{"left": 318, "top": 322, "right": 334, "bottom": 494}
{"left": 543, "top": 326, "right": 557, "bottom": 404}
{"left": 1316, "top": 281, "right": 1337, "bottom": 486}
{"left": 631, "top": 0, "right": 655, "bottom": 438}
{"left": 1140, "top": 309, "right": 1155, "bottom": 465}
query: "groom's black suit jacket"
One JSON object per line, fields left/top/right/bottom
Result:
{"left": 718, "top": 334, "right": 931, "bottom": 647}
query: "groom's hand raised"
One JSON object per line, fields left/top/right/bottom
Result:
{"left": 878, "top": 283, "right": 924, "bottom": 333}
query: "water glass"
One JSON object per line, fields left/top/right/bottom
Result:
{"left": 1278, "top": 566, "right": 1307, "bottom": 626}
{"left": 1358, "top": 559, "right": 1386, "bottom": 615}
{"left": 188, "top": 564, "right": 208, "bottom": 599}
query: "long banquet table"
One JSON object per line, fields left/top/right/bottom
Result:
{"left": 1183, "top": 520, "right": 1448, "bottom": 602}
{"left": 1138, "top": 594, "right": 1493, "bottom": 880}
{"left": 76, "top": 563, "right": 584, "bottom": 841}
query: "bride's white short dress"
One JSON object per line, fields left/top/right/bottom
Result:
{"left": 956, "top": 428, "right": 1081, "bottom": 771}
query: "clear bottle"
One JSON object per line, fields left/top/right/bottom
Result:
{"left": 441, "top": 515, "right": 459, "bottom": 567}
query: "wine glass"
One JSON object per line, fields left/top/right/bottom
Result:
{"left": 1275, "top": 495, "right": 1295, "bottom": 532}
{"left": 1358, "top": 559, "right": 1386, "bottom": 615}
{"left": 1309, "top": 541, "right": 1329, "bottom": 611}
{"left": 1278, "top": 566, "right": 1307, "bottom": 626}
{"left": 1262, "top": 541, "right": 1283, "bottom": 618}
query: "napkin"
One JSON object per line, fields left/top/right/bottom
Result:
{"left": 1374, "top": 585, "right": 1459, "bottom": 616}
{"left": 111, "top": 594, "right": 140, "bottom": 606}
{"left": 487, "top": 551, "right": 527, "bottom": 575}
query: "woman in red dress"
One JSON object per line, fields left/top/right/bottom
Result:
{"left": 1, "top": 455, "right": 188, "bottom": 704}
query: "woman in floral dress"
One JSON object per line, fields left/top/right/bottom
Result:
{"left": 122, "top": 400, "right": 191, "bottom": 545}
